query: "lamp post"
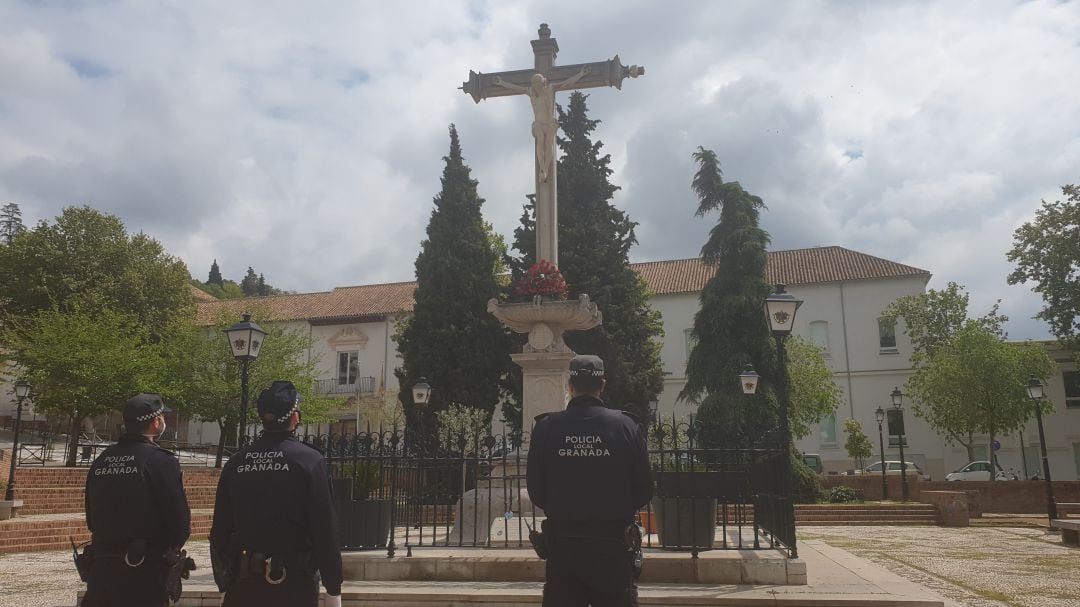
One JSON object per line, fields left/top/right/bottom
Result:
{"left": 4, "top": 381, "right": 30, "bottom": 502}
{"left": 224, "top": 313, "right": 268, "bottom": 448}
{"left": 891, "top": 387, "right": 909, "bottom": 502}
{"left": 410, "top": 379, "right": 432, "bottom": 453}
{"left": 764, "top": 284, "right": 803, "bottom": 559}
{"left": 1026, "top": 376, "right": 1057, "bottom": 522}
{"left": 874, "top": 406, "right": 888, "bottom": 501}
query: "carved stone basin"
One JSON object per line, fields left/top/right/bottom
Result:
{"left": 488, "top": 294, "right": 602, "bottom": 353}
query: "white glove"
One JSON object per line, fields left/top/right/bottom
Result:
{"left": 323, "top": 594, "right": 342, "bottom": 607}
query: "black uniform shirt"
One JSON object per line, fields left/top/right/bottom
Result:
{"left": 209, "top": 432, "right": 343, "bottom": 595}
{"left": 85, "top": 435, "right": 191, "bottom": 549}
{"left": 526, "top": 395, "right": 653, "bottom": 526}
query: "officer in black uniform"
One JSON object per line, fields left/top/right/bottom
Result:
{"left": 82, "top": 393, "right": 191, "bottom": 607}
{"left": 210, "top": 380, "right": 343, "bottom": 607}
{"left": 527, "top": 355, "right": 653, "bottom": 607}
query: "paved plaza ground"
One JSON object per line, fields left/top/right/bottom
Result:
{"left": 0, "top": 525, "right": 1074, "bottom": 607}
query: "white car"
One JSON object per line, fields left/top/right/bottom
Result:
{"left": 861, "top": 460, "right": 929, "bottom": 480}
{"left": 945, "top": 461, "right": 1015, "bottom": 481}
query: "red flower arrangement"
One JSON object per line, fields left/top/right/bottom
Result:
{"left": 514, "top": 259, "right": 569, "bottom": 300}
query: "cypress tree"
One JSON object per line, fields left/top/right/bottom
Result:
{"left": 0, "top": 203, "right": 25, "bottom": 245}
{"left": 680, "top": 147, "right": 779, "bottom": 448}
{"left": 510, "top": 92, "right": 664, "bottom": 425}
{"left": 239, "top": 267, "right": 259, "bottom": 296}
{"left": 207, "top": 259, "right": 224, "bottom": 287}
{"left": 395, "top": 125, "right": 515, "bottom": 447}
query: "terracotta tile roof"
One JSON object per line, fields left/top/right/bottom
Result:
{"left": 194, "top": 247, "right": 929, "bottom": 324}
{"left": 194, "top": 282, "right": 415, "bottom": 325}
{"left": 636, "top": 246, "right": 931, "bottom": 296}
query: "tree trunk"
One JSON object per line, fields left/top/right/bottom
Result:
{"left": 66, "top": 415, "right": 83, "bottom": 467}
{"left": 214, "top": 420, "right": 229, "bottom": 469}
{"left": 988, "top": 430, "right": 996, "bottom": 483}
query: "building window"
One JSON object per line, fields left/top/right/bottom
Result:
{"left": 886, "top": 408, "right": 907, "bottom": 447}
{"left": 809, "top": 321, "right": 829, "bottom": 354}
{"left": 337, "top": 351, "right": 360, "bottom": 385}
{"left": 878, "top": 318, "right": 898, "bottom": 353}
{"left": 684, "top": 328, "right": 697, "bottom": 362}
{"left": 971, "top": 445, "right": 988, "bottom": 463}
{"left": 1023, "top": 444, "right": 1041, "bottom": 479}
{"left": 819, "top": 412, "right": 837, "bottom": 446}
{"left": 1064, "top": 371, "right": 1080, "bottom": 409}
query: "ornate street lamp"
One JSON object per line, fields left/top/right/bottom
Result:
{"left": 891, "top": 387, "right": 909, "bottom": 501}
{"left": 4, "top": 381, "right": 31, "bottom": 502}
{"left": 875, "top": 406, "right": 888, "bottom": 501}
{"left": 224, "top": 313, "right": 268, "bottom": 447}
{"left": 763, "top": 284, "right": 803, "bottom": 558}
{"left": 739, "top": 366, "right": 760, "bottom": 395}
{"left": 1026, "top": 376, "right": 1057, "bottom": 522}
{"left": 412, "top": 379, "right": 432, "bottom": 406}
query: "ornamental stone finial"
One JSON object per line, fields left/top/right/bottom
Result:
{"left": 538, "top": 23, "right": 551, "bottom": 39}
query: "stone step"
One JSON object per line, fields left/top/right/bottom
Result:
{"left": 797, "top": 520, "right": 938, "bottom": 526}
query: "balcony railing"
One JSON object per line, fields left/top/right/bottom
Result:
{"left": 315, "top": 377, "right": 376, "bottom": 396}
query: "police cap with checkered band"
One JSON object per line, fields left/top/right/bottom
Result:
{"left": 257, "top": 380, "right": 302, "bottom": 424}
{"left": 122, "top": 393, "right": 171, "bottom": 429}
{"left": 568, "top": 355, "right": 605, "bottom": 378}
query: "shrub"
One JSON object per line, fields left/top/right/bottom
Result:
{"left": 791, "top": 448, "right": 825, "bottom": 504}
{"left": 827, "top": 485, "right": 862, "bottom": 504}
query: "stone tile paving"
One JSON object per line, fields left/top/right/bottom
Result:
{"left": 799, "top": 525, "right": 1079, "bottom": 607}
{"left": 1, "top": 527, "right": 1075, "bottom": 607}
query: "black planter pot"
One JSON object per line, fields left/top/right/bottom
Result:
{"left": 652, "top": 496, "right": 717, "bottom": 551}
{"left": 335, "top": 497, "right": 393, "bottom": 549}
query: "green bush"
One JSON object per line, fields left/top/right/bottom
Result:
{"left": 827, "top": 485, "right": 862, "bottom": 504}
{"left": 333, "top": 460, "right": 383, "bottom": 499}
{"left": 791, "top": 450, "right": 824, "bottom": 504}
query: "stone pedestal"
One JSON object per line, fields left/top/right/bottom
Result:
{"left": 487, "top": 294, "right": 602, "bottom": 426}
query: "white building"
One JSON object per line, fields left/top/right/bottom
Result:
{"left": 3, "top": 246, "right": 1078, "bottom": 480}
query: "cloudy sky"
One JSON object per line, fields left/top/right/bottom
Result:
{"left": 1, "top": 1, "right": 1078, "bottom": 339}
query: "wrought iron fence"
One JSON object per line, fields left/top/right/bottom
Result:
{"left": 297, "top": 416, "right": 797, "bottom": 559}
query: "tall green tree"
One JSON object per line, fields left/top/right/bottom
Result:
{"left": 207, "top": 259, "right": 224, "bottom": 287}
{"left": 510, "top": 92, "right": 663, "bottom": 426}
{"left": 906, "top": 321, "right": 1055, "bottom": 467}
{"left": 0, "top": 206, "right": 192, "bottom": 338}
{"left": 240, "top": 267, "right": 260, "bottom": 296}
{"left": 0, "top": 203, "right": 25, "bottom": 245}
{"left": 2, "top": 307, "right": 154, "bottom": 465}
{"left": 1007, "top": 183, "right": 1079, "bottom": 354}
{"left": 395, "top": 125, "right": 515, "bottom": 448}
{"left": 680, "top": 147, "right": 779, "bottom": 448}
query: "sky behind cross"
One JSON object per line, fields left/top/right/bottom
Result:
{"left": 1, "top": 1, "right": 1078, "bottom": 340}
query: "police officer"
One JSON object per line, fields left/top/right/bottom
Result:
{"left": 526, "top": 355, "right": 653, "bottom": 607}
{"left": 82, "top": 393, "right": 191, "bottom": 607}
{"left": 210, "top": 380, "right": 343, "bottom": 607}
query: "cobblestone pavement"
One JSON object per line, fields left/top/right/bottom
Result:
{"left": 1, "top": 527, "right": 1075, "bottom": 607}
{"left": 799, "top": 525, "right": 1079, "bottom": 607}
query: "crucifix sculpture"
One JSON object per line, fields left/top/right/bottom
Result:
{"left": 462, "top": 23, "right": 644, "bottom": 267}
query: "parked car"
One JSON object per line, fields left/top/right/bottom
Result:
{"left": 945, "top": 461, "right": 1016, "bottom": 481}
{"left": 802, "top": 453, "right": 823, "bottom": 475}
{"left": 861, "top": 460, "right": 929, "bottom": 480}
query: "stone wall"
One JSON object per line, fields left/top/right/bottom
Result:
{"left": 821, "top": 474, "right": 922, "bottom": 501}
{"left": 916, "top": 480, "right": 1080, "bottom": 514}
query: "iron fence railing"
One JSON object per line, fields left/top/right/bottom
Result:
{"left": 296, "top": 416, "right": 798, "bottom": 559}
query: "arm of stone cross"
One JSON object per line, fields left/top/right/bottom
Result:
{"left": 551, "top": 65, "right": 590, "bottom": 91}
{"left": 492, "top": 74, "right": 530, "bottom": 93}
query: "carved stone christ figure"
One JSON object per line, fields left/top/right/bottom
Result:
{"left": 493, "top": 66, "right": 589, "bottom": 182}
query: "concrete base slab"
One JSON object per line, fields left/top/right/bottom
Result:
{"left": 127, "top": 540, "right": 947, "bottom": 606}
{"left": 343, "top": 546, "right": 805, "bottom": 585}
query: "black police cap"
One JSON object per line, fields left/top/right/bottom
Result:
{"left": 256, "top": 380, "right": 302, "bottom": 424}
{"left": 122, "top": 393, "right": 170, "bottom": 428}
{"left": 569, "top": 355, "right": 605, "bottom": 378}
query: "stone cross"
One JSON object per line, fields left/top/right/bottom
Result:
{"left": 462, "top": 23, "right": 643, "bottom": 267}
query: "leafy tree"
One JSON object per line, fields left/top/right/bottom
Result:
{"left": 2, "top": 307, "right": 154, "bottom": 465}
{"left": 239, "top": 267, "right": 260, "bottom": 296}
{"left": 0, "top": 206, "right": 192, "bottom": 338}
{"left": 509, "top": 92, "right": 664, "bottom": 426}
{"left": 906, "top": 321, "right": 1055, "bottom": 466}
{"left": 257, "top": 274, "right": 270, "bottom": 296}
{"left": 1007, "top": 184, "right": 1080, "bottom": 353}
{"left": 0, "top": 203, "right": 25, "bottom": 245}
{"left": 843, "top": 419, "right": 874, "bottom": 470}
{"left": 395, "top": 125, "right": 516, "bottom": 451}
{"left": 154, "top": 313, "right": 335, "bottom": 466}
{"left": 787, "top": 336, "right": 843, "bottom": 440}
{"left": 207, "top": 259, "right": 224, "bottom": 287}
{"left": 882, "top": 282, "right": 1009, "bottom": 457}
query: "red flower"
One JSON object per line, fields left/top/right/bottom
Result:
{"left": 514, "top": 260, "right": 569, "bottom": 300}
